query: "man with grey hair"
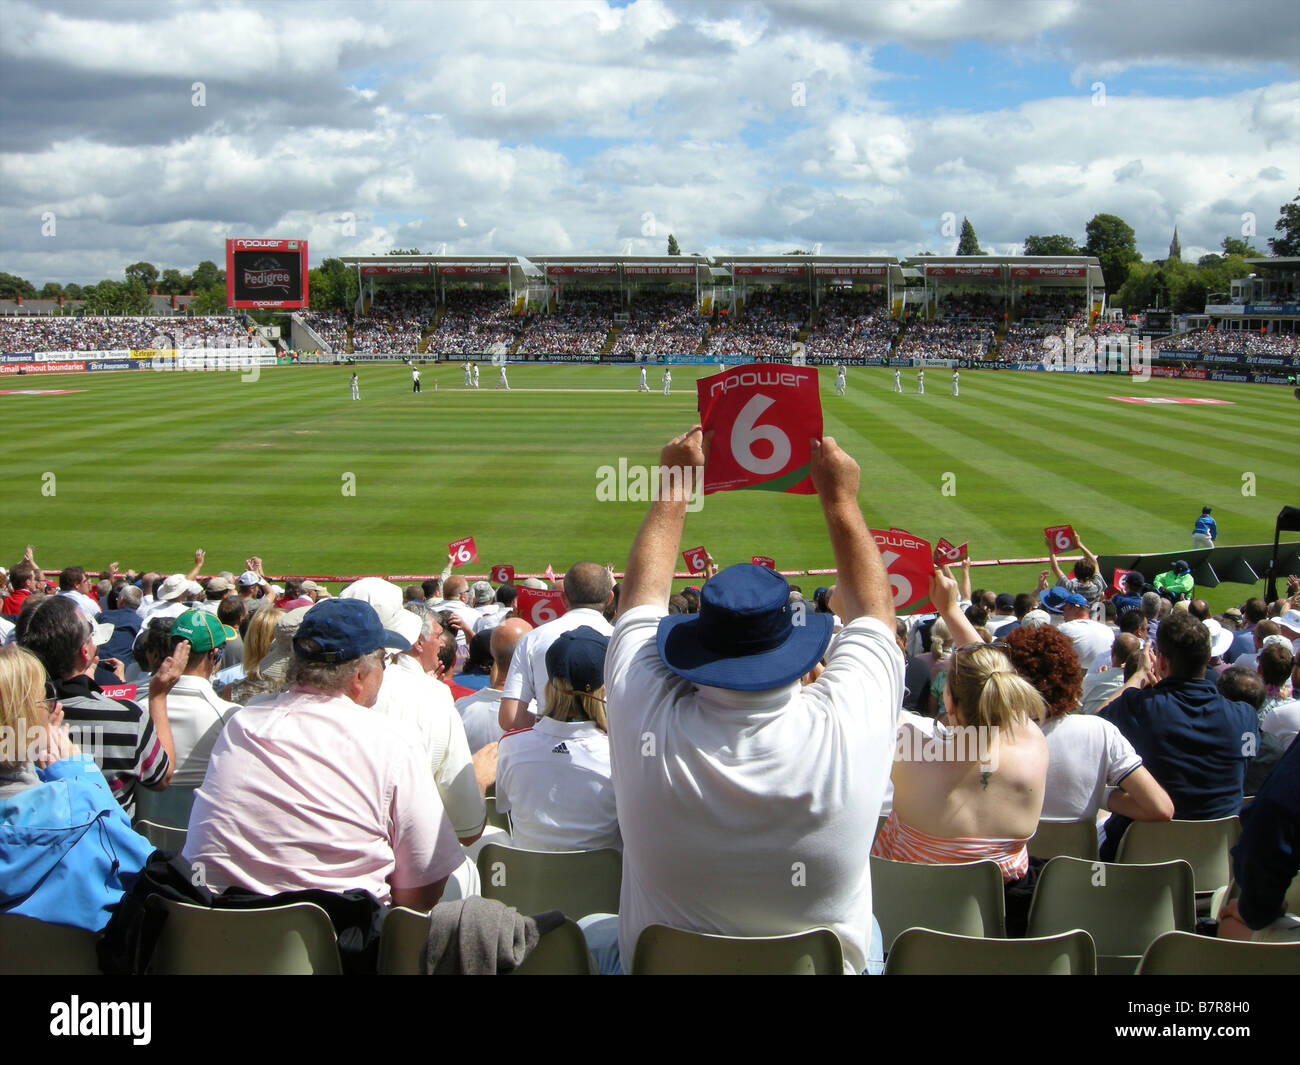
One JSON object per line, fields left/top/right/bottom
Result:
{"left": 1141, "top": 591, "right": 1164, "bottom": 648}
{"left": 184, "top": 598, "right": 463, "bottom": 909}
{"left": 498, "top": 562, "right": 615, "bottom": 731}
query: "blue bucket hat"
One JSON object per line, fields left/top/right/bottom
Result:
{"left": 1039, "top": 586, "right": 1087, "bottom": 614}
{"left": 656, "top": 564, "right": 833, "bottom": 690}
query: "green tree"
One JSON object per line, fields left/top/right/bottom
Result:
{"left": 956, "top": 218, "right": 984, "bottom": 255}
{"left": 124, "top": 261, "right": 159, "bottom": 289}
{"left": 310, "top": 257, "right": 359, "bottom": 312}
{"left": 191, "top": 260, "right": 222, "bottom": 291}
{"left": 1221, "top": 236, "right": 1261, "bottom": 258}
{"left": 121, "top": 277, "right": 152, "bottom": 314}
{"left": 1113, "top": 261, "right": 1159, "bottom": 312}
{"left": 82, "top": 280, "right": 123, "bottom": 315}
{"left": 387, "top": 248, "right": 421, "bottom": 255}
{"left": 1022, "top": 234, "right": 1080, "bottom": 256}
{"left": 1268, "top": 193, "right": 1300, "bottom": 256}
{"left": 39, "top": 282, "right": 63, "bottom": 299}
{"left": 1197, "top": 253, "right": 1223, "bottom": 268}
{"left": 1084, "top": 213, "right": 1141, "bottom": 292}
{"left": 0, "top": 272, "right": 37, "bottom": 299}
{"left": 160, "top": 268, "right": 191, "bottom": 295}
{"left": 189, "top": 284, "right": 229, "bottom": 314}
{"left": 667, "top": 233, "right": 681, "bottom": 256}
{"left": 63, "top": 283, "right": 83, "bottom": 300}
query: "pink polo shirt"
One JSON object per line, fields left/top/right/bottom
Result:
{"left": 183, "top": 688, "right": 463, "bottom": 903}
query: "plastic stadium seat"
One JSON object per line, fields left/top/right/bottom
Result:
{"left": 1028, "top": 819, "right": 1099, "bottom": 862}
{"left": 1026, "top": 857, "right": 1196, "bottom": 975}
{"left": 377, "top": 906, "right": 596, "bottom": 974}
{"left": 1136, "top": 931, "right": 1300, "bottom": 974}
{"left": 134, "top": 819, "right": 187, "bottom": 854}
{"left": 883, "top": 928, "right": 1097, "bottom": 975}
{"left": 631, "top": 924, "right": 844, "bottom": 975}
{"left": 134, "top": 785, "right": 198, "bottom": 831}
{"left": 871, "top": 856, "right": 1006, "bottom": 950}
{"left": 145, "top": 897, "right": 343, "bottom": 974}
{"left": 1114, "top": 817, "right": 1240, "bottom": 897}
{"left": 0, "top": 913, "right": 102, "bottom": 975}
{"left": 484, "top": 796, "right": 511, "bottom": 834}
{"left": 476, "top": 844, "right": 621, "bottom": 920}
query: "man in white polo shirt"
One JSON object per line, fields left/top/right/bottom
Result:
{"left": 587, "top": 426, "right": 901, "bottom": 975}
{"left": 1042, "top": 586, "right": 1113, "bottom": 669}
{"left": 498, "top": 562, "right": 614, "bottom": 732}
{"left": 184, "top": 598, "right": 462, "bottom": 909}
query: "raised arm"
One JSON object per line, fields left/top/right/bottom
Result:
{"left": 1078, "top": 539, "right": 1100, "bottom": 576}
{"left": 618, "top": 427, "right": 704, "bottom": 615}
{"left": 811, "top": 437, "right": 892, "bottom": 627}
{"left": 1048, "top": 549, "right": 1065, "bottom": 583}
{"left": 929, "top": 569, "right": 981, "bottom": 648}
{"left": 185, "top": 548, "right": 206, "bottom": 581}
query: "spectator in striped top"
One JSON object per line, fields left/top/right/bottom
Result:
{"left": 15, "top": 596, "right": 173, "bottom": 817}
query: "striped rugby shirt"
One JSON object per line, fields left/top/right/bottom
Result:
{"left": 51, "top": 674, "right": 170, "bottom": 819}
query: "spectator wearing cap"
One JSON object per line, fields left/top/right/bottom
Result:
{"left": 986, "top": 592, "right": 1016, "bottom": 633}
{"left": 498, "top": 563, "right": 615, "bottom": 732}
{"left": 991, "top": 593, "right": 1038, "bottom": 638}
{"left": 236, "top": 568, "right": 270, "bottom": 611}
{"left": 588, "top": 428, "right": 901, "bottom": 977}
{"left": 16, "top": 596, "right": 173, "bottom": 818}
{"left": 1041, "top": 586, "right": 1113, "bottom": 669}
{"left": 196, "top": 577, "right": 233, "bottom": 614}
{"left": 1111, "top": 572, "right": 1146, "bottom": 618}
{"left": 141, "top": 611, "right": 242, "bottom": 825}
{"left": 455, "top": 618, "right": 533, "bottom": 755}
{"left": 1193, "top": 505, "right": 1217, "bottom": 549}
{"left": 183, "top": 598, "right": 463, "bottom": 909}
{"left": 1099, "top": 611, "right": 1259, "bottom": 860}
{"left": 139, "top": 573, "right": 203, "bottom": 626}
{"left": 299, "top": 580, "right": 327, "bottom": 602}
{"left": 496, "top": 626, "right": 620, "bottom": 853}
{"left": 474, "top": 584, "right": 517, "bottom": 634}
{"left": 1154, "top": 559, "right": 1194, "bottom": 602}
{"left": 1048, "top": 538, "right": 1106, "bottom": 621}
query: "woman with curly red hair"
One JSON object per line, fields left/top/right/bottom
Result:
{"left": 999, "top": 625, "right": 1173, "bottom": 826}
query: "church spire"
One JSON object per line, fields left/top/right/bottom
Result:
{"left": 1168, "top": 226, "right": 1181, "bottom": 262}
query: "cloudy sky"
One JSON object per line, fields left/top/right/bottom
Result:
{"left": 1, "top": 0, "right": 1296, "bottom": 285}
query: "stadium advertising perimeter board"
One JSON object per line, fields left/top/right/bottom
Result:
{"left": 225, "top": 238, "right": 309, "bottom": 309}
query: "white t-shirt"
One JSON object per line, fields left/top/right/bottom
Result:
{"left": 605, "top": 606, "right": 903, "bottom": 976}
{"left": 373, "top": 654, "right": 485, "bottom": 839}
{"left": 454, "top": 687, "right": 510, "bottom": 754}
{"left": 1261, "top": 698, "right": 1300, "bottom": 750}
{"left": 495, "top": 716, "right": 620, "bottom": 854}
{"left": 501, "top": 607, "right": 614, "bottom": 717}
{"left": 429, "top": 599, "right": 481, "bottom": 647}
{"left": 164, "top": 675, "right": 242, "bottom": 787}
{"left": 1039, "top": 713, "right": 1143, "bottom": 822}
{"left": 1058, "top": 619, "right": 1114, "bottom": 671}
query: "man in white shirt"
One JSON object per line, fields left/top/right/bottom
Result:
{"left": 662, "top": 369, "right": 671, "bottom": 395}
{"left": 638, "top": 366, "right": 648, "bottom": 391}
{"left": 1042, "top": 587, "right": 1113, "bottom": 668}
{"left": 138, "top": 573, "right": 203, "bottom": 626}
{"left": 456, "top": 617, "right": 532, "bottom": 754}
{"left": 1261, "top": 652, "right": 1300, "bottom": 751}
{"left": 57, "top": 566, "right": 102, "bottom": 621}
{"left": 184, "top": 598, "right": 462, "bottom": 910}
{"left": 411, "top": 365, "right": 421, "bottom": 393}
{"left": 587, "top": 426, "right": 902, "bottom": 975}
{"left": 498, "top": 563, "right": 614, "bottom": 731}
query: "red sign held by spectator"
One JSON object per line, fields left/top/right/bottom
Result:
{"left": 682, "top": 546, "right": 710, "bottom": 574}
{"left": 449, "top": 537, "right": 477, "bottom": 567}
{"left": 1112, "top": 569, "right": 1142, "bottom": 593}
{"left": 1044, "top": 525, "right": 1078, "bottom": 552}
{"left": 871, "top": 527, "right": 934, "bottom": 615}
{"left": 750, "top": 556, "right": 776, "bottom": 570}
{"left": 933, "top": 537, "right": 969, "bottom": 566}
{"left": 490, "top": 564, "right": 514, "bottom": 584}
{"left": 100, "top": 683, "right": 138, "bottom": 701}
{"left": 515, "top": 587, "right": 566, "bottom": 627}
{"left": 697, "top": 364, "right": 822, "bottom": 495}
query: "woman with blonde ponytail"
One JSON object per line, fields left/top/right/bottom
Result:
{"left": 874, "top": 570, "right": 1049, "bottom": 913}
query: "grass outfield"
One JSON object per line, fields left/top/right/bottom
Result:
{"left": 2, "top": 362, "right": 1297, "bottom": 611}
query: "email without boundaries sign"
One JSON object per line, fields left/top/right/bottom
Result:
{"left": 697, "top": 364, "right": 822, "bottom": 494}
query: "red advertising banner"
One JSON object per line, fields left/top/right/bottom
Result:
{"left": 100, "top": 683, "right": 139, "bottom": 701}
{"left": 624, "top": 264, "right": 697, "bottom": 276}
{"left": 0, "top": 362, "right": 86, "bottom": 375}
{"left": 750, "top": 556, "right": 776, "bottom": 569}
{"left": 490, "top": 564, "right": 514, "bottom": 584}
{"left": 697, "top": 364, "right": 822, "bottom": 494}
{"left": 448, "top": 537, "right": 478, "bottom": 567}
{"left": 682, "top": 547, "right": 710, "bottom": 575}
{"left": 1044, "top": 524, "right": 1078, "bottom": 552}
{"left": 437, "top": 265, "right": 510, "bottom": 275}
{"left": 812, "top": 265, "right": 887, "bottom": 277}
{"left": 932, "top": 538, "right": 969, "bottom": 566}
{"left": 545, "top": 265, "right": 618, "bottom": 276}
{"left": 1112, "top": 568, "right": 1142, "bottom": 593}
{"left": 924, "top": 265, "right": 1000, "bottom": 278}
{"left": 871, "top": 527, "right": 934, "bottom": 614}
{"left": 733, "top": 264, "right": 806, "bottom": 276}
{"left": 515, "top": 587, "right": 567, "bottom": 627}
{"left": 1010, "top": 266, "right": 1088, "bottom": 279}
{"left": 360, "top": 264, "right": 432, "bottom": 276}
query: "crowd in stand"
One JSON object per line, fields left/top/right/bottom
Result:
{"left": 298, "top": 312, "right": 349, "bottom": 353}
{"left": 803, "top": 291, "right": 900, "bottom": 360}
{"left": 609, "top": 292, "right": 706, "bottom": 358}
{"left": 896, "top": 317, "right": 995, "bottom": 359}
{"left": 4, "top": 461, "right": 1297, "bottom": 974}
{"left": 707, "top": 290, "right": 808, "bottom": 360}
{"left": 1156, "top": 330, "right": 1300, "bottom": 358}
{"left": 515, "top": 291, "right": 622, "bottom": 356}
{"left": 349, "top": 290, "right": 438, "bottom": 354}
{"left": 424, "top": 290, "right": 520, "bottom": 357}
{"left": 998, "top": 323, "right": 1065, "bottom": 362}
{"left": 0, "top": 315, "right": 253, "bottom": 353}
{"left": 1012, "top": 292, "right": 1086, "bottom": 322}
{"left": 936, "top": 291, "right": 1002, "bottom": 319}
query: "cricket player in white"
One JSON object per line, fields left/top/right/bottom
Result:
{"left": 638, "top": 366, "right": 649, "bottom": 391}
{"left": 952, "top": 369, "right": 959, "bottom": 397}
{"left": 350, "top": 372, "right": 360, "bottom": 401}
{"left": 893, "top": 368, "right": 902, "bottom": 393}
{"left": 411, "top": 366, "right": 421, "bottom": 393}
{"left": 835, "top": 363, "right": 847, "bottom": 397}
{"left": 498, "top": 363, "right": 510, "bottom": 390}
{"left": 463, "top": 361, "right": 472, "bottom": 386}
{"left": 916, "top": 368, "right": 925, "bottom": 395}
{"left": 472, "top": 364, "right": 480, "bottom": 388}
{"left": 662, "top": 369, "right": 672, "bottom": 395}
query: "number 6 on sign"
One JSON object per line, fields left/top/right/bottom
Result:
{"left": 731, "top": 394, "right": 791, "bottom": 476}
{"left": 515, "top": 587, "right": 566, "bottom": 627}
{"left": 1044, "top": 525, "right": 1077, "bottom": 552}
{"left": 449, "top": 537, "right": 477, "bottom": 567}
{"left": 870, "top": 528, "right": 934, "bottom": 615}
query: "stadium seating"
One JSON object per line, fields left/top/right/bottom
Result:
{"left": 144, "top": 897, "right": 343, "bottom": 975}
{"left": 1113, "top": 817, "right": 1240, "bottom": 898}
{"left": 134, "top": 819, "right": 188, "bottom": 854}
{"left": 1136, "top": 931, "right": 1300, "bottom": 975}
{"left": 870, "top": 856, "right": 1006, "bottom": 950}
{"left": 475, "top": 844, "right": 622, "bottom": 919}
{"left": 0, "top": 913, "right": 102, "bottom": 975}
{"left": 1028, "top": 818, "right": 1100, "bottom": 862}
{"left": 883, "top": 927, "right": 1097, "bottom": 975}
{"left": 378, "top": 906, "right": 596, "bottom": 974}
{"left": 631, "top": 924, "right": 844, "bottom": 975}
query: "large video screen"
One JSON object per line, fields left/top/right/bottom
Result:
{"left": 225, "top": 238, "right": 309, "bottom": 309}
